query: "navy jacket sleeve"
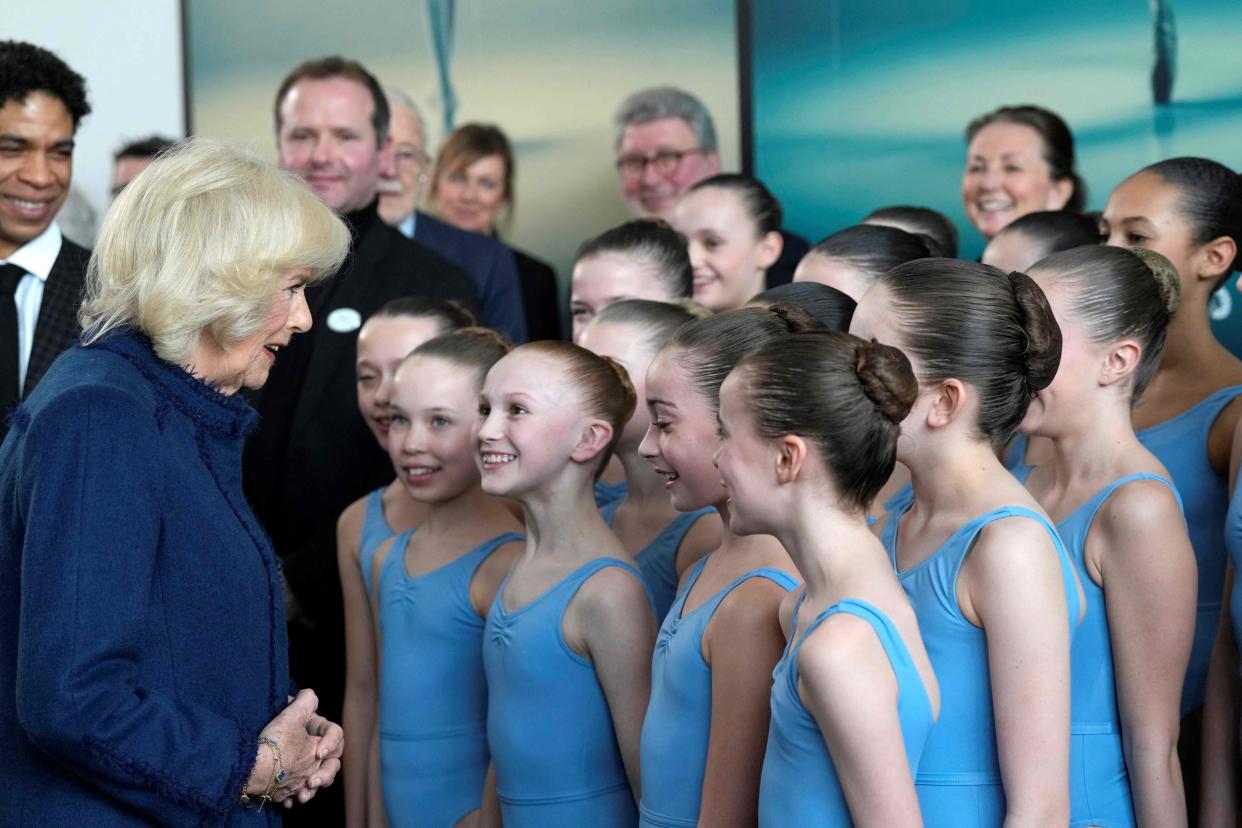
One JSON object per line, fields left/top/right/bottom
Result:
{"left": 481, "top": 245, "right": 529, "bottom": 343}
{"left": 14, "top": 385, "right": 255, "bottom": 825}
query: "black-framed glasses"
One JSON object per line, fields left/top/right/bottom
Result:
{"left": 615, "top": 147, "right": 703, "bottom": 179}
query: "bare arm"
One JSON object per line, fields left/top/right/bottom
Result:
{"left": 339, "top": 521, "right": 391, "bottom": 828}
{"left": 1201, "top": 564, "right": 1241, "bottom": 828}
{"left": 802, "top": 613, "right": 924, "bottom": 827}
{"left": 477, "top": 763, "right": 502, "bottom": 828}
{"left": 961, "top": 518, "right": 1072, "bottom": 827}
{"left": 576, "top": 567, "right": 658, "bottom": 800}
{"left": 695, "top": 579, "right": 789, "bottom": 827}
{"left": 1096, "top": 482, "right": 1194, "bottom": 827}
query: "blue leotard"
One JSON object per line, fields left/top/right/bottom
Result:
{"left": 881, "top": 500, "right": 1080, "bottom": 827}
{"left": 1016, "top": 467, "right": 1181, "bottom": 827}
{"left": 595, "top": 478, "right": 629, "bottom": 510}
{"left": 1136, "top": 385, "right": 1242, "bottom": 713}
{"left": 600, "top": 499, "right": 717, "bottom": 622}
{"left": 359, "top": 486, "right": 399, "bottom": 595}
{"left": 1226, "top": 472, "right": 1242, "bottom": 753}
{"left": 638, "top": 556, "right": 797, "bottom": 828}
{"left": 758, "top": 596, "right": 935, "bottom": 827}
{"left": 484, "top": 557, "right": 653, "bottom": 827}
{"left": 376, "top": 530, "right": 522, "bottom": 828}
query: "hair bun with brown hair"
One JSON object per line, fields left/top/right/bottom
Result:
{"left": 454, "top": 325, "right": 514, "bottom": 352}
{"left": 767, "top": 301, "right": 823, "bottom": 335}
{"left": 1128, "top": 247, "right": 1182, "bottom": 318}
{"left": 601, "top": 354, "right": 638, "bottom": 418}
{"left": 1006, "top": 270, "right": 1063, "bottom": 392}
{"left": 854, "top": 339, "right": 918, "bottom": 424}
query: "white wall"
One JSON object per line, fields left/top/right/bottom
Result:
{"left": 9, "top": 0, "right": 185, "bottom": 246}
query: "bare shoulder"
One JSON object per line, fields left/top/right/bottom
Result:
{"left": 971, "top": 512, "right": 1059, "bottom": 566}
{"left": 798, "top": 610, "right": 895, "bottom": 700}
{"left": 714, "top": 573, "right": 795, "bottom": 630}
{"left": 336, "top": 495, "right": 369, "bottom": 559}
{"left": 575, "top": 561, "right": 652, "bottom": 623}
{"left": 678, "top": 510, "right": 724, "bottom": 560}
{"left": 473, "top": 538, "right": 524, "bottom": 585}
{"left": 1093, "top": 479, "right": 1185, "bottom": 556}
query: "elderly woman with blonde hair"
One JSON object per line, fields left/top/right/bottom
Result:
{"left": 0, "top": 138, "right": 350, "bottom": 827}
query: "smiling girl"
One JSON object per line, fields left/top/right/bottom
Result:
{"left": 369, "top": 328, "right": 524, "bottom": 828}
{"left": 716, "top": 331, "right": 939, "bottom": 827}
{"left": 671, "top": 174, "right": 784, "bottom": 312}
{"left": 337, "top": 297, "right": 476, "bottom": 828}
{"left": 477, "top": 341, "right": 657, "bottom": 828}
{"left": 636, "top": 306, "right": 802, "bottom": 827}
{"left": 578, "top": 299, "right": 722, "bottom": 621}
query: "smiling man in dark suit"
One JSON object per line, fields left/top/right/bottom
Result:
{"left": 242, "top": 60, "right": 479, "bottom": 825}
{"left": 0, "top": 41, "right": 91, "bottom": 441}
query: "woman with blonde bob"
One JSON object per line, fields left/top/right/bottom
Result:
{"left": 0, "top": 138, "right": 350, "bottom": 827}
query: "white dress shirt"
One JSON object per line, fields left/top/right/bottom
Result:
{"left": 1, "top": 223, "right": 62, "bottom": 396}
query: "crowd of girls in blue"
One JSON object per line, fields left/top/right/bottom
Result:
{"left": 334, "top": 130, "right": 1242, "bottom": 825}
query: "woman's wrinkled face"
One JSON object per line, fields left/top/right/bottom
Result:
{"left": 638, "top": 348, "right": 727, "bottom": 511}
{"left": 570, "top": 253, "right": 673, "bottom": 343}
{"left": 962, "top": 122, "right": 1071, "bottom": 239}
{"left": 1101, "top": 171, "right": 1202, "bottom": 296}
{"left": 714, "top": 368, "right": 777, "bottom": 535}
{"left": 672, "top": 186, "right": 778, "bottom": 312}
{"left": 477, "top": 350, "right": 593, "bottom": 498}
{"left": 578, "top": 319, "right": 654, "bottom": 453}
{"left": 196, "top": 268, "right": 312, "bottom": 394}
{"left": 386, "top": 355, "right": 483, "bottom": 502}
{"left": 355, "top": 315, "right": 447, "bottom": 445}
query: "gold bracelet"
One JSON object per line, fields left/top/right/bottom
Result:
{"left": 240, "top": 737, "right": 286, "bottom": 811}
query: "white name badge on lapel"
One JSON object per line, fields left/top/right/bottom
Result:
{"left": 327, "top": 307, "right": 362, "bottom": 333}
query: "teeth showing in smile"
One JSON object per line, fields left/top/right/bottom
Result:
{"left": 406, "top": 466, "right": 438, "bottom": 476}
{"left": 978, "top": 200, "right": 1014, "bottom": 212}
{"left": 658, "top": 470, "right": 678, "bottom": 483}
{"left": 482, "top": 452, "right": 516, "bottom": 465}
{"left": 8, "top": 197, "right": 49, "bottom": 210}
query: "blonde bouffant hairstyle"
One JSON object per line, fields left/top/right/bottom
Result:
{"left": 79, "top": 137, "right": 350, "bottom": 364}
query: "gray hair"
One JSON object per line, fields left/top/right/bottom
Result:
{"left": 613, "top": 86, "right": 717, "bottom": 153}
{"left": 385, "top": 86, "right": 427, "bottom": 138}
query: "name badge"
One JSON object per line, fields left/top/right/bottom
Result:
{"left": 327, "top": 307, "right": 362, "bottom": 333}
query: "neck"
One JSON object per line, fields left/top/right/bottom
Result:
{"left": 520, "top": 470, "right": 615, "bottom": 559}
{"left": 774, "top": 491, "right": 876, "bottom": 597}
{"left": 1042, "top": 397, "right": 1137, "bottom": 483}
{"left": 417, "top": 479, "right": 502, "bottom": 534}
{"left": 1161, "top": 294, "right": 1223, "bottom": 370}
{"left": 905, "top": 437, "right": 1003, "bottom": 513}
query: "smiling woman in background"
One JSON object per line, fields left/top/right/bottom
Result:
{"left": 962, "top": 104, "right": 1085, "bottom": 240}
{"left": 0, "top": 138, "right": 349, "bottom": 826}
{"left": 430, "top": 123, "right": 561, "bottom": 340}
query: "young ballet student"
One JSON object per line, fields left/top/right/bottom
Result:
{"left": 337, "top": 297, "right": 477, "bottom": 828}
{"left": 1018, "top": 246, "right": 1195, "bottom": 826}
{"left": 716, "top": 331, "right": 940, "bottom": 826}
{"left": 852, "top": 259, "right": 1083, "bottom": 827}
{"left": 368, "top": 328, "right": 525, "bottom": 828}
{"left": 578, "top": 299, "right": 722, "bottom": 621}
{"left": 635, "top": 306, "right": 803, "bottom": 827}
{"left": 671, "top": 174, "right": 785, "bottom": 312}
{"left": 1098, "top": 158, "right": 1242, "bottom": 731}
{"left": 477, "top": 341, "right": 658, "bottom": 827}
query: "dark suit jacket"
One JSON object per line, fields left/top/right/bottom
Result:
{"left": 509, "top": 245, "right": 561, "bottom": 340}
{"left": 0, "top": 238, "right": 89, "bottom": 442}
{"left": 244, "top": 205, "right": 479, "bottom": 642}
{"left": 766, "top": 228, "right": 811, "bottom": 289}
{"left": 411, "top": 211, "right": 528, "bottom": 341}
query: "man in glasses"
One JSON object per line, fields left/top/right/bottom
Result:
{"left": 612, "top": 85, "right": 807, "bottom": 285}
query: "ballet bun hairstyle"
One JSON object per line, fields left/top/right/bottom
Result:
{"left": 664, "top": 303, "right": 826, "bottom": 413}
{"left": 808, "top": 224, "right": 934, "bottom": 289}
{"left": 1140, "top": 157, "right": 1242, "bottom": 286}
{"left": 407, "top": 326, "right": 514, "bottom": 386}
{"left": 686, "top": 173, "right": 782, "bottom": 237}
{"left": 1028, "top": 245, "right": 1179, "bottom": 403}
{"left": 575, "top": 218, "right": 694, "bottom": 298}
{"left": 370, "top": 295, "right": 478, "bottom": 331}
{"left": 876, "top": 258, "right": 1062, "bottom": 446}
{"left": 734, "top": 332, "right": 917, "bottom": 510}
{"left": 749, "top": 281, "right": 856, "bottom": 332}
{"left": 590, "top": 298, "right": 708, "bottom": 354}
{"left": 516, "top": 340, "right": 638, "bottom": 475}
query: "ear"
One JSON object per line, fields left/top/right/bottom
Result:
{"left": 1196, "top": 235, "right": 1237, "bottom": 285}
{"left": 925, "top": 379, "right": 966, "bottom": 430}
{"left": 775, "top": 434, "right": 808, "bottom": 485}
{"left": 704, "top": 151, "right": 720, "bottom": 176}
{"left": 1046, "top": 177, "right": 1074, "bottom": 211}
{"left": 1101, "top": 340, "right": 1141, "bottom": 386}
{"left": 570, "top": 419, "right": 614, "bottom": 466}
{"left": 756, "top": 230, "right": 784, "bottom": 270}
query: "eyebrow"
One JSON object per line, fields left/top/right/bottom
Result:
{"left": 647, "top": 397, "right": 676, "bottom": 409}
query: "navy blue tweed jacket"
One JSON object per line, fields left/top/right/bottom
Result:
{"left": 0, "top": 330, "right": 288, "bottom": 826}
